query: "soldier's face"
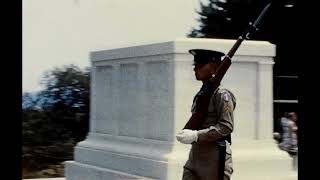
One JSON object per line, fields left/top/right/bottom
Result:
{"left": 193, "top": 62, "right": 218, "bottom": 81}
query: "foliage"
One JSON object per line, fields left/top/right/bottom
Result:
{"left": 22, "top": 64, "right": 90, "bottom": 177}
{"left": 187, "top": 0, "right": 295, "bottom": 43}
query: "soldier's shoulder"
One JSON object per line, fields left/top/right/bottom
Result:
{"left": 215, "top": 88, "right": 236, "bottom": 102}
{"left": 216, "top": 88, "right": 233, "bottom": 96}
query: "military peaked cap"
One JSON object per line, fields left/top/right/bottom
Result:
{"left": 189, "top": 49, "right": 225, "bottom": 65}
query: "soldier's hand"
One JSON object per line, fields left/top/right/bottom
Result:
{"left": 176, "top": 129, "right": 198, "bottom": 144}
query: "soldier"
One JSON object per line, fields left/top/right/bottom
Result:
{"left": 176, "top": 49, "right": 236, "bottom": 180}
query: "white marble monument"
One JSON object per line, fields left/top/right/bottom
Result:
{"left": 65, "top": 38, "right": 296, "bottom": 180}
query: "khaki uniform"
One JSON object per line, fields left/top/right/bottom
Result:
{"left": 183, "top": 85, "right": 236, "bottom": 180}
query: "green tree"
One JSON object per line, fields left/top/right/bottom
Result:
{"left": 39, "top": 64, "right": 90, "bottom": 143}
{"left": 22, "top": 64, "right": 90, "bottom": 172}
{"left": 187, "top": 0, "right": 286, "bottom": 42}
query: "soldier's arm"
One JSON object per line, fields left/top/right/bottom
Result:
{"left": 196, "top": 90, "right": 235, "bottom": 143}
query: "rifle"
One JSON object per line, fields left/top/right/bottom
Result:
{"left": 183, "top": 3, "right": 272, "bottom": 130}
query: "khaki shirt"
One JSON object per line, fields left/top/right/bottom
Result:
{"left": 184, "top": 85, "right": 236, "bottom": 180}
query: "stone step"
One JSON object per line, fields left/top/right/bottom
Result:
{"left": 23, "top": 178, "right": 65, "bottom": 180}
{"left": 230, "top": 140, "right": 297, "bottom": 180}
{"left": 65, "top": 161, "right": 154, "bottom": 180}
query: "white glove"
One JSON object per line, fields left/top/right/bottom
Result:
{"left": 176, "top": 129, "right": 198, "bottom": 144}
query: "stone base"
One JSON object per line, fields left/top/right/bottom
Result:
{"left": 65, "top": 161, "right": 153, "bottom": 180}
{"left": 65, "top": 133, "right": 297, "bottom": 180}
{"left": 65, "top": 133, "right": 189, "bottom": 180}
{"left": 231, "top": 140, "right": 297, "bottom": 180}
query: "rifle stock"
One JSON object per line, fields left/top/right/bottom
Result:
{"left": 183, "top": 3, "right": 271, "bottom": 130}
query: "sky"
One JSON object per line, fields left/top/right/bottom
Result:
{"left": 22, "top": 0, "right": 201, "bottom": 93}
